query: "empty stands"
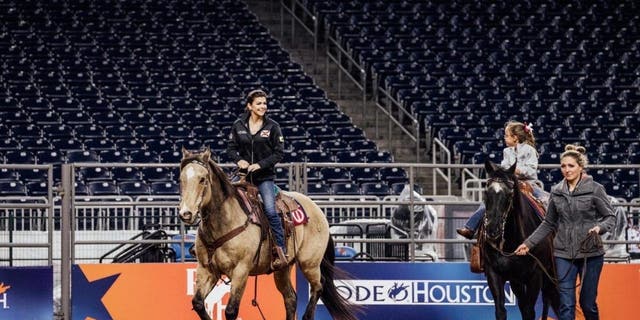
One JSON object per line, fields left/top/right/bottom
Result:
{"left": 0, "top": 0, "right": 403, "bottom": 199}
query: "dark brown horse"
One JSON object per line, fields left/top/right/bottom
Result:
{"left": 481, "top": 160, "right": 560, "bottom": 320}
{"left": 178, "top": 148, "right": 359, "bottom": 320}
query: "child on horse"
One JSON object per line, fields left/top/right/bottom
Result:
{"left": 457, "top": 120, "right": 547, "bottom": 239}
{"left": 227, "top": 89, "right": 288, "bottom": 269}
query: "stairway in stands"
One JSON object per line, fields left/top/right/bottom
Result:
{"left": 246, "top": 0, "right": 457, "bottom": 196}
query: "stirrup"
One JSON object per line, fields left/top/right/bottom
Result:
{"left": 272, "top": 247, "right": 288, "bottom": 270}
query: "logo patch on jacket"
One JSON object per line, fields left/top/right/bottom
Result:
{"left": 260, "top": 130, "right": 270, "bottom": 137}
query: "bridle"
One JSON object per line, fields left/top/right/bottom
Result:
{"left": 483, "top": 177, "right": 515, "bottom": 251}
{"left": 181, "top": 159, "right": 213, "bottom": 223}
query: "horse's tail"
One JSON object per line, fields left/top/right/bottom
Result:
{"left": 320, "top": 236, "right": 362, "bottom": 320}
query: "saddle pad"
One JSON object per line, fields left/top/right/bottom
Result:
{"left": 523, "top": 192, "right": 546, "bottom": 220}
{"left": 287, "top": 199, "right": 308, "bottom": 226}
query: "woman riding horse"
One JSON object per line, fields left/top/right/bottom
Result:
{"left": 178, "top": 148, "right": 359, "bottom": 320}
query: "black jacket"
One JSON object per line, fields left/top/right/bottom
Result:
{"left": 227, "top": 112, "right": 284, "bottom": 184}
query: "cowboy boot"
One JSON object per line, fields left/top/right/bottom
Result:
{"left": 272, "top": 246, "right": 288, "bottom": 270}
{"left": 456, "top": 227, "right": 475, "bottom": 240}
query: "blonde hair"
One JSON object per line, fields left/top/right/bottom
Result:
{"left": 505, "top": 120, "right": 536, "bottom": 148}
{"left": 561, "top": 144, "right": 588, "bottom": 168}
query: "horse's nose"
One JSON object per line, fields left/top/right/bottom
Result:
{"left": 180, "top": 210, "right": 192, "bottom": 222}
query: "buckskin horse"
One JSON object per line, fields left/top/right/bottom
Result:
{"left": 480, "top": 160, "right": 560, "bottom": 320}
{"left": 178, "top": 148, "right": 359, "bottom": 320}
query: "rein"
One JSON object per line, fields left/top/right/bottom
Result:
{"left": 483, "top": 177, "right": 515, "bottom": 251}
{"left": 185, "top": 160, "right": 254, "bottom": 272}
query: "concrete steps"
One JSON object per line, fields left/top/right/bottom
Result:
{"left": 246, "top": 0, "right": 456, "bottom": 196}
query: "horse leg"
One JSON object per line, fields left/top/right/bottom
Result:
{"left": 225, "top": 269, "right": 251, "bottom": 320}
{"left": 300, "top": 262, "right": 323, "bottom": 320}
{"left": 274, "top": 266, "right": 297, "bottom": 320}
{"left": 487, "top": 275, "right": 508, "bottom": 320}
{"left": 192, "top": 265, "right": 219, "bottom": 320}
{"left": 511, "top": 280, "right": 539, "bottom": 320}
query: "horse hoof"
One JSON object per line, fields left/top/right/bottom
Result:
{"left": 457, "top": 227, "right": 475, "bottom": 239}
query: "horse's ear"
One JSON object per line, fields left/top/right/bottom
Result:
{"left": 485, "top": 159, "right": 498, "bottom": 176}
{"left": 181, "top": 147, "right": 192, "bottom": 159}
{"left": 202, "top": 147, "right": 211, "bottom": 163}
{"left": 507, "top": 161, "right": 517, "bottom": 175}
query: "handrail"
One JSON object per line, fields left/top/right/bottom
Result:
{"left": 280, "top": 0, "right": 319, "bottom": 71}
{"left": 432, "top": 138, "right": 452, "bottom": 195}
{"left": 325, "top": 30, "right": 367, "bottom": 115}
{"left": 375, "top": 84, "right": 421, "bottom": 162}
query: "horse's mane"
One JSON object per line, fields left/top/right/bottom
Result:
{"left": 180, "top": 153, "right": 236, "bottom": 200}
{"left": 490, "top": 165, "right": 541, "bottom": 240}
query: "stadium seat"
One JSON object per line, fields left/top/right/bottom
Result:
{"left": 331, "top": 182, "right": 361, "bottom": 195}
{"left": 0, "top": 181, "right": 27, "bottom": 196}
{"left": 361, "top": 182, "right": 391, "bottom": 197}
{"left": 112, "top": 167, "right": 142, "bottom": 182}
{"left": 66, "top": 150, "right": 100, "bottom": 163}
{"left": 320, "top": 167, "right": 352, "bottom": 183}
{"left": 118, "top": 181, "right": 151, "bottom": 196}
{"left": 350, "top": 167, "right": 380, "bottom": 184}
{"left": 87, "top": 181, "right": 118, "bottom": 196}
{"left": 150, "top": 181, "right": 180, "bottom": 195}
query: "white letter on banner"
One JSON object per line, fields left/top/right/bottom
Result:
{"left": 186, "top": 268, "right": 197, "bottom": 295}
{"left": 0, "top": 293, "right": 8, "bottom": 309}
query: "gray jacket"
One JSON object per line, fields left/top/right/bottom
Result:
{"left": 524, "top": 175, "right": 616, "bottom": 259}
{"left": 501, "top": 142, "right": 539, "bottom": 181}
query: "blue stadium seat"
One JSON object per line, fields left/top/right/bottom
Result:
{"left": 150, "top": 181, "right": 179, "bottom": 195}
{"left": 331, "top": 182, "right": 361, "bottom": 195}
{"left": 99, "top": 150, "right": 128, "bottom": 163}
{"left": 320, "top": 140, "right": 349, "bottom": 153}
{"left": 142, "top": 167, "right": 174, "bottom": 182}
{"left": 87, "top": 181, "right": 118, "bottom": 196}
{"left": 118, "top": 181, "right": 151, "bottom": 196}
{"left": 350, "top": 167, "right": 380, "bottom": 184}
{"left": 79, "top": 167, "right": 112, "bottom": 181}
{"left": 26, "top": 181, "right": 48, "bottom": 196}
{"left": 159, "top": 150, "right": 182, "bottom": 163}
{"left": 305, "top": 150, "right": 333, "bottom": 163}
{"left": 320, "top": 167, "right": 351, "bottom": 183}
{"left": 112, "top": 167, "right": 142, "bottom": 182}
{"left": 0, "top": 181, "right": 27, "bottom": 196}
{"left": 129, "top": 150, "right": 161, "bottom": 163}
{"left": 364, "top": 150, "right": 393, "bottom": 163}
{"left": 379, "top": 167, "right": 408, "bottom": 185}
{"left": 4, "top": 150, "right": 36, "bottom": 164}
{"left": 335, "top": 151, "right": 364, "bottom": 163}
{"left": 361, "top": 182, "right": 391, "bottom": 197}
{"left": 66, "top": 150, "right": 99, "bottom": 163}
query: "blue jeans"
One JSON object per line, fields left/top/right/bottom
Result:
{"left": 463, "top": 204, "right": 485, "bottom": 231}
{"left": 257, "top": 180, "right": 285, "bottom": 250}
{"left": 555, "top": 255, "right": 604, "bottom": 320}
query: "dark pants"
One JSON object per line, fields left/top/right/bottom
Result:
{"left": 257, "top": 180, "right": 285, "bottom": 250}
{"left": 555, "top": 255, "right": 604, "bottom": 320}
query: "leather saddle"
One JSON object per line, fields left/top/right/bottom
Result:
{"left": 232, "top": 181, "right": 297, "bottom": 244}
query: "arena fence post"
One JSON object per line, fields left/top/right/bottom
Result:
{"left": 60, "top": 164, "right": 73, "bottom": 320}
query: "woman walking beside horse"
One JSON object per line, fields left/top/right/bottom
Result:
{"left": 516, "top": 144, "right": 616, "bottom": 320}
{"left": 227, "top": 88, "right": 288, "bottom": 269}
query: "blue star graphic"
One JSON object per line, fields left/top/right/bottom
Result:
{"left": 72, "top": 265, "right": 120, "bottom": 320}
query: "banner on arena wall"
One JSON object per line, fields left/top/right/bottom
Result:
{"left": 296, "top": 262, "right": 556, "bottom": 320}
{"left": 0, "top": 266, "right": 53, "bottom": 320}
{"left": 574, "top": 263, "right": 640, "bottom": 320}
{"left": 72, "top": 263, "right": 294, "bottom": 320}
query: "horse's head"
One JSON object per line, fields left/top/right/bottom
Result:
{"left": 483, "top": 160, "right": 517, "bottom": 241}
{"left": 178, "top": 147, "right": 214, "bottom": 225}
